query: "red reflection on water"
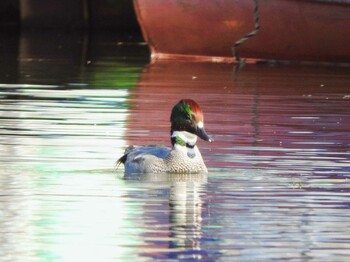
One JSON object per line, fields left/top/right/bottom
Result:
{"left": 124, "top": 62, "right": 350, "bottom": 170}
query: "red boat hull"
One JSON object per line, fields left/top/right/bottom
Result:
{"left": 134, "top": 0, "right": 350, "bottom": 63}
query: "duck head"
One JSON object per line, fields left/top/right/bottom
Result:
{"left": 170, "top": 99, "right": 213, "bottom": 146}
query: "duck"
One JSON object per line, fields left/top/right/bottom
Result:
{"left": 117, "top": 99, "right": 213, "bottom": 174}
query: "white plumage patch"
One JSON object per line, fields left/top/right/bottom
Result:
{"left": 197, "top": 121, "right": 204, "bottom": 128}
{"left": 171, "top": 131, "right": 197, "bottom": 146}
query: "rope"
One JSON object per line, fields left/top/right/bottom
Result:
{"left": 232, "top": 0, "right": 260, "bottom": 63}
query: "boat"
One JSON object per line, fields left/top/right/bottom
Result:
{"left": 133, "top": 0, "right": 350, "bottom": 63}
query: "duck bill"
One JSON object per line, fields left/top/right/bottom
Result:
{"left": 196, "top": 127, "right": 213, "bottom": 142}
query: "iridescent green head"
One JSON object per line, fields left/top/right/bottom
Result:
{"left": 170, "top": 99, "right": 212, "bottom": 144}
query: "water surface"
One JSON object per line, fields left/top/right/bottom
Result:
{"left": 1, "top": 32, "right": 350, "bottom": 261}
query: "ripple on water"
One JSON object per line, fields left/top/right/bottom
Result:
{"left": 1, "top": 54, "right": 350, "bottom": 261}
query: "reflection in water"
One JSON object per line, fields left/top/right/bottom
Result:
{"left": 1, "top": 31, "right": 350, "bottom": 261}
{"left": 169, "top": 179, "right": 203, "bottom": 251}
{"left": 125, "top": 174, "right": 209, "bottom": 260}
{"left": 121, "top": 61, "right": 350, "bottom": 260}
{"left": 0, "top": 31, "right": 148, "bottom": 261}
{"left": 126, "top": 61, "right": 350, "bottom": 175}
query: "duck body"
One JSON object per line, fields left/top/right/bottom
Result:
{"left": 118, "top": 99, "right": 212, "bottom": 174}
{"left": 121, "top": 141, "right": 208, "bottom": 174}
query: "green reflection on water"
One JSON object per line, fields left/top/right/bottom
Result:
{"left": 81, "top": 61, "right": 145, "bottom": 89}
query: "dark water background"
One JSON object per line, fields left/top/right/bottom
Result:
{"left": 1, "top": 31, "right": 350, "bottom": 261}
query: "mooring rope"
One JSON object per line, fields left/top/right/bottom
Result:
{"left": 232, "top": 0, "right": 260, "bottom": 63}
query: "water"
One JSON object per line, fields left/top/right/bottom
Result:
{"left": 1, "top": 32, "right": 350, "bottom": 261}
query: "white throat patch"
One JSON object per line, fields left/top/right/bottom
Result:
{"left": 172, "top": 131, "right": 197, "bottom": 158}
{"left": 171, "top": 131, "right": 197, "bottom": 147}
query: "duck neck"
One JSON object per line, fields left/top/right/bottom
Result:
{"left": 171, "top": 131, "right": 197, "bottom": 149}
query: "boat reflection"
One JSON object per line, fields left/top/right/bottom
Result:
{"left": 124, "top": 61, "right": 350, "bottom": 171}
